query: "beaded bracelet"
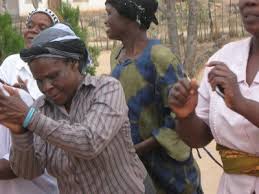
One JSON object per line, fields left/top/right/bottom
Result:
{"left": 22, "top": 107, "right": 36, "bottom": 128}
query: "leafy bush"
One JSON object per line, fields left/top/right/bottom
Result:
{"left": 58, "top": 3, "right": 100, "bottom": 75}
{"left": 0, "top": 12, "right": 24, "bottom": 63}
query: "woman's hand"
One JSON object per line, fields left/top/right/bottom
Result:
{"left": 134, "top": 137, "right": 159, "bottom": 156}
{"left": 207, "top": 61, "right": 244, "bottom": 110}
{"left": 0, "top": 85, "right": 29, "bottom": 134}
{"left": 168, "top": 78, "right": 199, "bottom": 119}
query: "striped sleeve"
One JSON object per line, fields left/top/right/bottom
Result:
{"left": 10, "top": 131, "right": 46, "bottom": 179}
{"left": 28, "top": 78, "right": 128, "bottom": 160}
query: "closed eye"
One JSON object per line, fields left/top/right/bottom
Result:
{"left": 35, "top": 71, "right": 60, "bottom": 83}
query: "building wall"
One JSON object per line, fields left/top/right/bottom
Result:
{"left": 1, "top": 0, "right": 105, "bottom": 17}
{"left": 19, "top": 0, "right": 48, "bottom": 16}
{"left": 64, "top": 0, "right": 105, "bottom": 11}
{"left": 5, "top": 0, "right": 19, "bottom": 16}
{"left": 0, "top": 0, "right": 2, "bottom": 12}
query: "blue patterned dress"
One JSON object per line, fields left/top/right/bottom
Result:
{"left": 111, "top": 40, "right": 203, "bottom": 194}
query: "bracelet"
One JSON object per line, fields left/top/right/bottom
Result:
{"left": 22, "top": 107, "right": 36, "bottom": 128}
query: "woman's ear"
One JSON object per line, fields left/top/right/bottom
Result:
{"left": 69, "top": 60, "right": 80, "bottom": 72}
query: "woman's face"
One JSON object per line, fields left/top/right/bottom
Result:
{"left": 29, "top": 58, "right": 81, "bottom": 108}
{"left": 239, "top": 0, "right": 259, "bottom": 36}
{"left": 24, "top": 13, "right": 52, "bottom": 48}
{"left": 105, "top": 4, "right": 131, "bottom": 40}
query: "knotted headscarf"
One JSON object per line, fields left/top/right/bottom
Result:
{"left": 105, "top": 0, "right": 158, "bottom": 30}
{"left": 20, "top": 23, "right": 90, "bottom": 74}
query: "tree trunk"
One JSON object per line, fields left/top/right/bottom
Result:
{"left": 221, "top": 0, "right": 224, "bottom": 33}
{"left": 164, "top": 0, "right": 181, "bottom": 61}
{"left": 1, "top": 0, "right": 7, "bottom": 12}
{"left": 185, "top": 0, "right": 198, "bottom": 76}
{"left": 31, "top": 0, "right": 39, "bottom": 9}
{"left": 229, "top": 0, "right": 232, "bottom": 35}
{"left": 48, "top": 0, "right": 61, "bottom": 12}
{"left": 208, "top": 0, "right": 214, "bottom": 37}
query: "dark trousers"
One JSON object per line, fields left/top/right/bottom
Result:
{"left": 144, "top": 174, "right": 156, "bottom": 194}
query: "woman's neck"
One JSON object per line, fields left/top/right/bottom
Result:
{"left": 65, "top": 74, "right": 85, "bottom": 112}
{"left": 121, "top": 30, "right": 149, "bottom": 59}
{"left": 250, "top": 36, "right": 259, "bottom": 54}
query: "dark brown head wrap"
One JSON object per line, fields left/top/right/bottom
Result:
{"left": 105, "top": 0, "right": 158, "bottom": 30}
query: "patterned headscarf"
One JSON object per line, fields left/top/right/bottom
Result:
{"left": 105, "top": 0, "right": 158, "bottom": 30}
{"left": 26, "top": 8, "right": 60, "bottom": 26}
{"left": 20, "top": 23, "right": 90, "bottom": 74}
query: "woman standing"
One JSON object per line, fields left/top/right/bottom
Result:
{"left": 169, "top": 0, "right": 259, "bottom": 193}
{"left": 105, "top": 0, "right": 203, "bottom": 193}
{"left": 0, "top": 23, "right": 153, "bottom": 194}
{"left": 0, "top": 8, "right": 59, "bottom": 194}
{"left": 0, "top": 8, "right": 60, "bottom": 99}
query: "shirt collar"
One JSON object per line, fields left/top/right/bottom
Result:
{"left": 234, "top": 37, "right": 259, "bottom": 84}
{"left": 81, "top": 75, "right": 98, "bottom": 88}
{"left": 233, "top": 37, "right": 252, "bottom": 83}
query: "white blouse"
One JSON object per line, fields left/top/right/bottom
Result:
{"left": 0, "top": 87, "right": 58, "bottom": 194}
{"left": 0, "top": 54, "right": 42, "bottom": 100}
{"left": 196, "top": 37, "right": 259, "bottom": 194}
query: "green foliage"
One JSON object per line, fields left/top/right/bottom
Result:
{"left": 58, "top": 2, "right": 99, "bottom": 75}
{"left": 0, "top": 12, "right": 24, "bottom": 63}
{"left": 87, "top": 46, "right": 100, "bottom": 75}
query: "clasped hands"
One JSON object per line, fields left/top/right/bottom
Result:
{"left": 0, "top": 85, "right": 29, "bottom": 134}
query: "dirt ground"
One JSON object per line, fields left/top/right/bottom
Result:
{"left": 97, "top": 50, "right": 222, "bottom": 194}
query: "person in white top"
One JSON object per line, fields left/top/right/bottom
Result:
{"left": 168, "top": 0, "right": 259, "bottom": 194}
{"left": 0, "top": 54, "right": 42, "bottom": 99}
{"left": 0, "top": 8, "right": 60, "bottom": 194}
{"left": 0, "top": 8, "right": 59, "bottom": 100}
{"left": 0, "top": 86, "right": 58, "bottom": 194}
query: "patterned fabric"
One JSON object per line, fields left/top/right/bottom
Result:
{"left": 27, "top": 8, "right": 60, "bottom": 26}
{"left": 105, "top": 0, "right": 158, "bottom": 28}
{"left": 111, "top": 39, "right": 203, "bottom": 194}
{"left": 10, "top": 76, "right": 147, "bottom": 194}
{"left": 217, "top": 144, "right": 259, "bottom": 177}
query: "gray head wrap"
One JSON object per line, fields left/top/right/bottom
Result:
{"left": 20, "top": 23, "right": 90, "bottom": 74}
